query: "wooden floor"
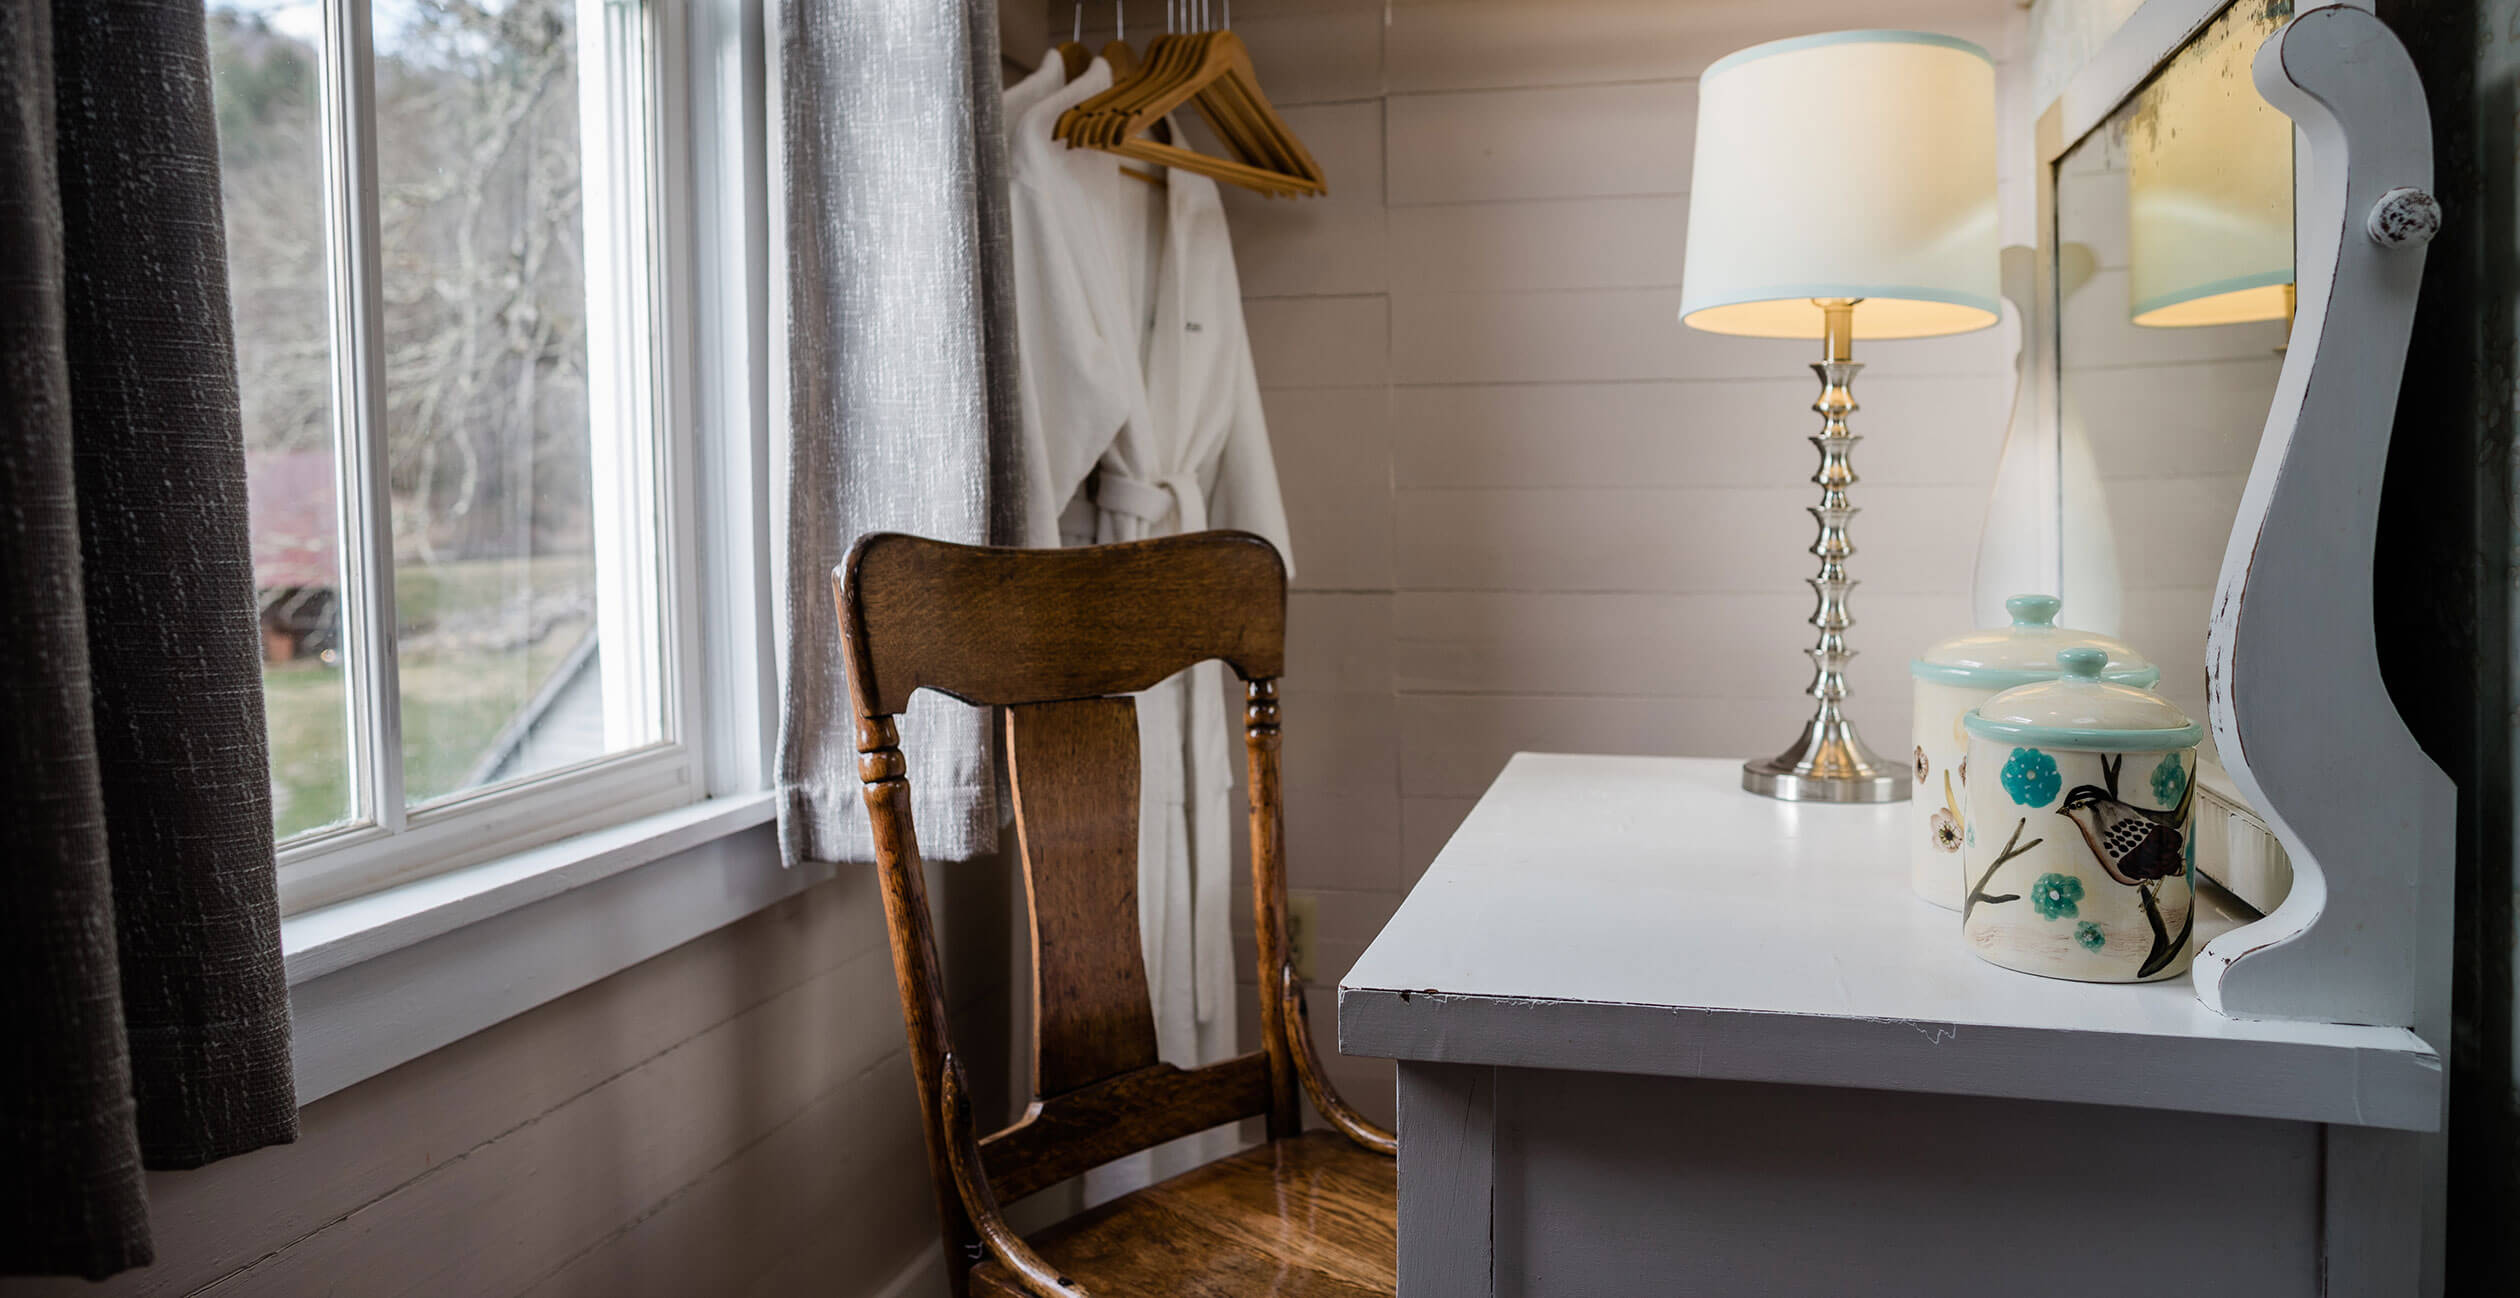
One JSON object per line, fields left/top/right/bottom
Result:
{"left": 973, "top": 1132, "right": 1396, "bottom": 1296}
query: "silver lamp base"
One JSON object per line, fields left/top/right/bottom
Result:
{"left": 1741, "top": 720, "right": 1909, "bottom": 803}
{"left": 1739, "top": 297, "right": 1910, "bottom": 805}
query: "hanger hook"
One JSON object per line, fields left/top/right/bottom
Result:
{"left": 1072, "top": 2, "right": 1082, "bottom": 43}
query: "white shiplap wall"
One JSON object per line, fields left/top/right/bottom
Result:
{"left": 1026, "top": 0, "right": 2030, "bottom": 1125}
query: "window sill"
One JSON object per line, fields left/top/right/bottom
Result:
{"left": 281, "top": 791, "right": 829, "bottom": 1105}
{"left": 283, "top": 791, "right": 780, "bottom": 981}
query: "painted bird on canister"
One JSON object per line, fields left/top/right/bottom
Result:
{"left": 2057, "top": 754, "right": 2194, "bottom": 886}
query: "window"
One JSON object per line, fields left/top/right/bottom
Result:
{"left": 213, "top": 0, "right": 707, "bottom": 911}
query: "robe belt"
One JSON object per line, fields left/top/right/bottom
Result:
{"left": 1095, "top": 469, "right": 1206, "bottom": 533}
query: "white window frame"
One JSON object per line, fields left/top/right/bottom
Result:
{"left": 272, "top": 0, "right": 772, "bottom": 915}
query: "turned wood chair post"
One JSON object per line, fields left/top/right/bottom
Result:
{"left": 1243, "top": 676, "right": 1303, "bottom": 1138}
{"left": 849, "top": 709, "right": 987, "bottom": 1288}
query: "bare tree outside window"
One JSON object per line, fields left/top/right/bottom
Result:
{"left": 217, "top": 0, "right": 648, "bottom": 842}
{"left": 376, "top": 0, "right": 606, "bottom": 804}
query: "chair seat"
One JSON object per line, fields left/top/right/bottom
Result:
{"left": 972, "top": 1131, "right": 1396, "bottom": 1297}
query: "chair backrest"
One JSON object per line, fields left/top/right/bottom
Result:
{"left": 837, "top": 530, "right": 1302, "bottom": 1277}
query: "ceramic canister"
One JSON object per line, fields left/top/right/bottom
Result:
{"left": 1959, "top": 649, "right": 2202, "bottom": 983}
{"left": 1908, "top": 596, "right": 2156, "bottom": 909}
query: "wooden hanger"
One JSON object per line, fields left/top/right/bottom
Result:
{"left": 1050, "top": 9, "right": 1246, "bottom": 169}
{"left": 1051, "top": 5, "right": 1164, "bottom": 185}
{"left": 1126, "top": 33, "right": 1323, "bottom": 197}
{"left": 1093, "top": 14, "right": 1161, "bottom": 186}
{"left": 1188, "top": 49, "right": 1295, "bottom": 175}
{"left": 1060, "top": 20, "right": 1324, "bottom": 198}
{"left": 1056, "top": 4, "right": 1091, "bottom": 80}
{"left": 1069, "top": 28, "right": 1186, "bottom": 148}
{"left": 1107, "top": 42, "right": 1297, "bottom": 196}
{"left": 1148, "top": 12, "right": 1283, "bottom": 171}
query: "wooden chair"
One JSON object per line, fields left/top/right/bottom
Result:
{"left": 838, "top": 530, "right": 1398, "bottom": 1298}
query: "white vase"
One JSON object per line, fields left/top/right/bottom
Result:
{"left": 1958, "top": 648, "right": 2202, "bottom": 983}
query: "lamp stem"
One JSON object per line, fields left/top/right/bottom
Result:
{"left": 1740, "top": 298, "right": 1910, "bottom": 803}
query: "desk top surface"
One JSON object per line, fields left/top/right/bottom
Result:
{"left": 1337, "top": 754, "right": 2441, "bottom": 1130}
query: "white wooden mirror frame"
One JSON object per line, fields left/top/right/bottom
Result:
{"left": 2025, "top": 0, "right": 2450, "bottom": 1042}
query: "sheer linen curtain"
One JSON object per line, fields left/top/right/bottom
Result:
{"left": 0, "top": 0, "right": 295, "bottom": 1280}
{"left": 777, "top": 0, "right": 1026, "bottom": 867}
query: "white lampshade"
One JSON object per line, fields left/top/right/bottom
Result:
{"left": 2125, "top": 14, "right": 2292, "bottom": 328}
{"left": 1678, "top": 31, "right": 2000, "bottom": 340}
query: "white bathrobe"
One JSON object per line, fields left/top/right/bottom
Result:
{"left": 1085, "top": 161, "right": 1293, "bottom": 1073}
{"left": 1003, "top": 49, "right": 1064, "bottom": 139}
{"left": 1008, "top": 61, "right": 1132, "bottom": 550}
{"left": 1006, "top": 58, "right": 1294, "bottom": 1195}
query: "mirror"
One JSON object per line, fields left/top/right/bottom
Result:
{"left": 2051, "top": 0, "right": 2293, "bottom": 759}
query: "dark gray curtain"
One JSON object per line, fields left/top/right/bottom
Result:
{"left": 0, "top": 0, "right": 296, "bottom": 1279}
{"left": 777, "top": 0, "right": 1026, "bottom": 867}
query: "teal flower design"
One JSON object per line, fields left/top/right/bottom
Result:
{"left": 2030, "top": 872, "right": 2084, "bottom": 920}
{"left": 1965, "top": 820, "right": 1976, "bottom": 848}
{"left": 2000, "top": 747, "right": 2061, "bottom": 807}
{"left": 2150, "top": 752, "right": 2188, "bottom": 806}
{"left": 2075, "top": 921, "right": 2105, "bottom": 951}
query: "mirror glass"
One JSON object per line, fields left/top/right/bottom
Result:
{"left": 2053, "top": 0, "right": 2294, "bottom": 756}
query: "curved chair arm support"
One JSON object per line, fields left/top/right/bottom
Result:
{"left": 941, "top": 1054, "right": 1087, "bottom": 1297}
{"left": 1281, "top": 964, "right": 1398, "bottom": 1156}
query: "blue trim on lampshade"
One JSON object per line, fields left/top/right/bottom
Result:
{"left": 1677, "top": 283, "right": 2003, "bottom": 333}
{"left": 1910, "top": 660, "right": 2161, "bottom": 690}
{"left": 1963, "top": 712, "right": 2205, "bottom": 751}
{"left": 1702, "top": 29, "right": 1996, "bottom": 81}
{"left": 2130, "top": 267, "right": 2296, "bottom": 323}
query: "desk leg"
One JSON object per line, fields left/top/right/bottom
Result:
{"left": 1397, "top": 1062, "right": 1496, "bottom": 1298}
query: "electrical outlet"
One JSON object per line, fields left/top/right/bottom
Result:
{"left": 1287, "top": 892, "right": 1319, "bottom": 983}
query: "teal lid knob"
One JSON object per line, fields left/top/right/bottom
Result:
{"left": 2006, "top": 594, "right": 2063, "bottom": 627}
{"left": 2057, "top": 647, "right": 2108, "bottom": 679}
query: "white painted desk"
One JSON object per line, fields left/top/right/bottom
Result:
{"left": 1339, "top": 755, "right": 2443, "bottom": 1297}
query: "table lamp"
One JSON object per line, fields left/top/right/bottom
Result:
{"left": 1678, "top": 30, "right": 1999, "bottom": 802}
{"left": 2126, "top": 9, "right": 2293, "bottom": 327}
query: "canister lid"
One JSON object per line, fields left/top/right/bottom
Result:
{"left": 1910, "top": 594, "right": 2159, "bottom": 689}
{"left": 1964, "top": 648, "right": 2203, "bottom": 750}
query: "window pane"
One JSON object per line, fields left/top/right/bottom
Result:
{"left": 212, "top": 2, "right": 354, "bottom": 840}
{"left": 374, "top": 0, "right": 661, "bottom": 804}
